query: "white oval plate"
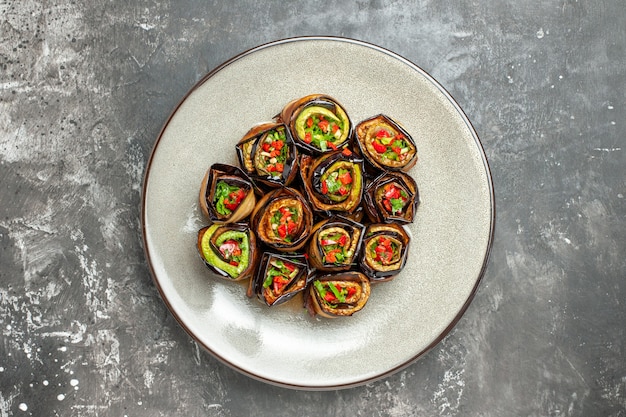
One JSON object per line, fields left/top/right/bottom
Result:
{"left": 141, "top": 37, "right": 495, "bottom": 390}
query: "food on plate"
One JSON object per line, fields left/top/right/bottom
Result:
{"left": 247, "top": 252, "right": 310, "bottom": 306}
{"left": 299, "top": 148, "right": 364, "bottom": 215}
{"left": 197, "top": 223, "right": 258, "bottom": 281}
{"left": 359, "top": 223, "right": 410, "bottom": 282}
{"left": 305, "top": 271, "right": 371, "bottom": 318}
{"left": 236, "top": 122, "right": 299, "bottom": 188}
{"left": 250, "top": 187, "right": 313, "bottom": 252}
{"left": 196, "top": 96, "right": 421, "bottom": 316}
{"left": 199, "top": 163, "right": 257, "bottom": 223}
{"left": 306, "top": 215, "right": 365, "bottom": 272}
{"left": 363, "top": 171, "right": 420, "bottom": 224}
{"left": 279, "top": 94, "right": 352, "bottom": 154}
{"left": 355, "top": 114, "right": 418, "bottom": 172}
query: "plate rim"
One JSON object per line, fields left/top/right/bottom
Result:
{"left": 140, "top": 35, "right": 496, "bottom": 390}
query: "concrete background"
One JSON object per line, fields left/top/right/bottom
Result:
{"left": 1, "top": 0, "right": 624, "bottom": 416}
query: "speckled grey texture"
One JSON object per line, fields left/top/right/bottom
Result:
{"left": 1, "top": 0, "right": 624, "bottom": 416}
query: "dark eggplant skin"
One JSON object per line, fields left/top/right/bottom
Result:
{"left": 193, "top": 99, "right": 423, "bottom": 317}
{"left": 304, "top": 271, "right": 371, "bottom": 318}
{"left": 299, "top": 149, "right": 365, "bottom": 216}
{"left": 236, "top": 122, "right": 299, "bottom": 189}
{"left": 247, "top": 252, "right": 311, "bottom": 307}
{"left": 363, "top": 171, "right": 420, "bottom": 224}
{"left": 250, "top": 187, "right": 314, "bottom": 252}
{"left": 199, "top": 163, "right": 258, "bottom": 223}
{"left": 278, "top": 94, "right": 353, "bottom": 155}
{"left": 359, "top": 223, "right": 410, "bottom": 283}
{"left": 197, "top": 223, "right": 259, "bottom": 282}
{"left": 306, "top": 215, "right": 365, "bottom": 272}
{"left": 354, "top": 114, "right": 418, "bottom": 173}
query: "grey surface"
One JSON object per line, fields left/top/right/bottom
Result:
{"left": 0, "top": 0, "right": 624, "bottom": 416}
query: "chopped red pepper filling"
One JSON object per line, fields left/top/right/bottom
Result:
{"left": 370, "top": 128, "right": 411, "bottom": 162}
{"left": 314, "top": 281, "right": 358, "bottom": 304}
{"left": 262, "top": 259, "right": 300, "bottom": 298}
{"left": 270, "top": 205, "right": 300, "bottom": 243}
{"left": 320, "top": 232, "right": 350, "bottom": 264}
{"left": 372, "top": 236, "right": 397, "bottom": 265}
{"left": 214, "top": 181, "right": 248, "bottom": 216}
{"left": 224, "top": 188, "right": 246, "bottom": 211}
{"left": 380, "top": 183, "right": 409, "bottom": 215}
{"left": 301, "top": 113, "right": 343, "bottom": 151}
{"left": 259, "top": 128, "right": 288, "bottom": 177}
{"left": 320, "top": 167, "right": 354, "bottom": 198}
{"left": 272, "top": 275, "right": 290, "bottom": 293}
{"left": 219, "top": 239, "right": 243, "bottom": 266}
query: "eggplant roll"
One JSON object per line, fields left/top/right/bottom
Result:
{"left": 236, "top": 122, "right": 299, "bottom": 188}
{"left": 363, "top": 171, "right": 420, "bottom": 224}
{"left": 299, "top": 148, "right": 364, "bottom": 215}
{"left": 355, "top": 114, "right": 418, "bottom": 172}
{"left": 199, "top": 163, "right": 257, "bottom": 223}
{"left": 250, "top": 187, "right": 313, "bottom": 252}
{"left": 307, "top": 216, "right": 365, "bottom": 272}
{"left": 305, "top": 271, "right": 371, "bottom": 318}
{"left": 279, "top": 94, "right": 352, "bottom": 154}
{"left": 359, "top": 223, "right": 410, "bottom": 282}
{"left": 247, "top": 252, "right": 310, "bottom": 307}
{"left": 197, "top": 223, "right": 258, "bottom": 281}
